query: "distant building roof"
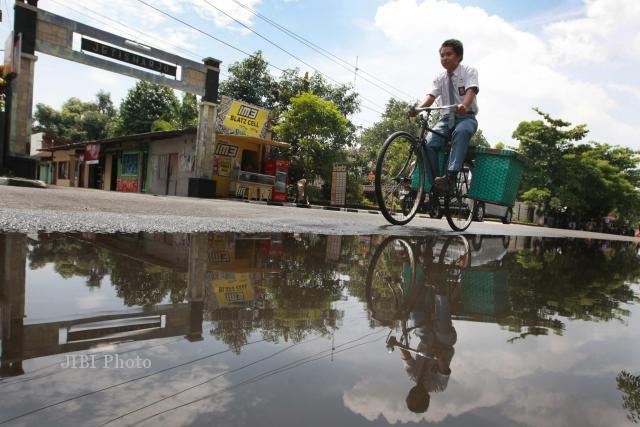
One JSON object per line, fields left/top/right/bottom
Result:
{"left": 42, "top": 128, "right": 197, "bottom": 152}
{"left": 42, "top": 128, "right": 290, "bottom": 151}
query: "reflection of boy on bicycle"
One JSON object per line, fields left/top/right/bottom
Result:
{"left": 394, "top": 243, "right": 458, "bottom": 414}
{"left": 409, "top": 39, "right": 479, "bottom": 193}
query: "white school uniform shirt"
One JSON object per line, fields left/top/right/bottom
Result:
{"left": 428, "top": 64, "right": 479, "bottom": 115}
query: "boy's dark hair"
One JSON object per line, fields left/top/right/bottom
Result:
{"left": 406, "top": 385, "right": 430, "bottom": 413}
{"left": 440, "top": 39, "right": 464, "bottom": 61}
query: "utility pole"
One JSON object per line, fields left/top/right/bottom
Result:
{"left": 353, "top": 56, "right": 359, "bottom": 87}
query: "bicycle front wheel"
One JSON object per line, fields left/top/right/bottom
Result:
{"left": 365, "top": 236, "right": 417, "bottom": 325}
{"left": 444, "top": 163, "right": 476, "bottom": 231}
{"left": 375, "top": 132, "right": 425, "bottom": 225}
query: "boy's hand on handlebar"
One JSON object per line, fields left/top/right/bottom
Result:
{"left": 456, "top": 104, "right": 467, "bottom": 114}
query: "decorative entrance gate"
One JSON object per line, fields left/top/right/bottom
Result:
{"left": 1, "top": 0, "right": 220, "bottom": 190}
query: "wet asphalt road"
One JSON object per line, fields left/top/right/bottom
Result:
{"left": 0, "top": 185, "right": 637, "bottom": 240}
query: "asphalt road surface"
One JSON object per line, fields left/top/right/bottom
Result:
{"left": 0, "top": 185, "right": 637, "bottom": 241}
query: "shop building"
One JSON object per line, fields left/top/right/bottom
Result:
{"left": 43, "top": 128, "right": 289, "bottom": 200}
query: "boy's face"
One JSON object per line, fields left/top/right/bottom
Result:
{"left": 440, "top": 46, "right": 461, "bottom": 72}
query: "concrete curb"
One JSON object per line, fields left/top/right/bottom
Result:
{"left": 232, "top": 197, "right": 382, "bottom": 215}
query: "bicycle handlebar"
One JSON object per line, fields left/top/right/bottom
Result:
{"left": 412, "top": 105, "right": 458, "bottom": 112}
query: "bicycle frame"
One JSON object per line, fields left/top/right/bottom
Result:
{"left": 415, "top": 111, "right": 450, "bottom": 187}
{"left": 374, "top": 104, "right": 476, "bottom": 229}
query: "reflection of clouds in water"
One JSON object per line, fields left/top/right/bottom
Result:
{"left": 343, "top": 314, "right": 640, "bottom": 426}
{"left": 343, "top": 371, "right": 504, "bottom": 424}
{"left": 343, "top": 371, "right": 630, "bottom": 426}
{"left": 455, "top": 315, "right": 638, "bottom": 381}
{"left": 101, "top": 363, "right": 233, "bottom": 426}
{"left": 505, "top": 386, "right": 629, "bottom": 427}
{"left": 74, "top": 293, "right": 107, "bottom": 310}
{"left": 0, "top": 344, "right": 233, "bottom": 426}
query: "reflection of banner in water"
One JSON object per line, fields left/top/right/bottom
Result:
{"left": 212, "top": 273, "right": 254, "bottom": 306}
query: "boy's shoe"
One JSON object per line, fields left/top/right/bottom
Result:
{"left": 433, "top": 175, "right": 449, "bottom": 192}
{"left": 434, "top": 172, "right": 457, "bottom": 194}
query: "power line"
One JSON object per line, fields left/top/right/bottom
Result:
{"left": 230, "top": 0, "right": 414, "bottom": 101}
{"left": 134, "top": 0, "right": 284, "bottom": 72}
{"left": 0, "top": 338, "right": 267, "bottom": 425}
{"left": 199, "top": 0, "right": 385, "bottom": 114}
{"left": 98, "top": 335, "right": 327, "bottom": 426}
{"left": 47, "top": 0, "right": 380, "bottom": 121}
{"left": 48, "top": 0, "right": 230, "bottom": 80}
{"left": 128, "top": 331, "right": 387, "bottom": 426}
{"left": 133, "top": 0, "right": 385, "bottom": 116}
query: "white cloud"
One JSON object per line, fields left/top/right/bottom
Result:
{"left": 190, "top": 0, "right": 263, "bottom": 34}
{"left": 351, "top": 0, "right": 640, "bottom": 148}
{"left": 545, "top": 0, "right": 640, "bottom": 64}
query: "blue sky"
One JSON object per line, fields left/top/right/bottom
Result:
{"left": 2, "top": 0, "right": 638, "bottom": 148}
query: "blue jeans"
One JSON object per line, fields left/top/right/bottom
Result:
{"left": 424, "top": 114, "right": 478, "bottom": 183}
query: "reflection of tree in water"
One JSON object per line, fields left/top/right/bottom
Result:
{"left": 260, "top": 235, "right": 344, "bottom": 340}
{"left": 28, "top": 234, "right": 109, "bottom": 288}
{"left": 352, "top": 236, "right": 640, "bottom": 342}
{"left": 208, "top": 235, "right": 347, "bottom": 353}
{"left": 502, "top": 239, "right": 640, "bottom": 339}
{"left": 28, "top": 234, "right": 187, "bottom": 306}
{"left": 617, "top": 370, "right": 640, "bottom": 423}
{"left": 208, "top": 309, "right": 254, "bottom": 355}
{"left": 109, "top": 256, "right": 187, "bottom": 307}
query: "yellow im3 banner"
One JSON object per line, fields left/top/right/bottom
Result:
{"left": 222, "top": 101, "right": 269, "bottom": 137}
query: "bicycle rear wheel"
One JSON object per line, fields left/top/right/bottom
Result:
{"left": 444, "top": 163, "right": 476, "bottom": 231}
{"left": 365, "top": 236, "right": 417, "bottom": 325}
{"left": 375, "top": 132, "right": 425, "bottom": 225}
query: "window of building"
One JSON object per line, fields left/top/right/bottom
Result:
{"left": 57, "top": 161, "right": 69, "bottom": 179}
{"left": 241, "top": 150, "right": 258, "bottom": 173}
{"left": 121, "top": 153, "right": 139, "bottom": 176}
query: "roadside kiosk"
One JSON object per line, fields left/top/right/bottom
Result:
{"left": 212, "top": 96, "right": 290, "bottom": 200}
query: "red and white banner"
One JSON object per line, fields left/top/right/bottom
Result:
{"left": 84, "top": 144, "right": 100, "bottom": 165}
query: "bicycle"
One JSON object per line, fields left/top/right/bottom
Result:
{"left": 365, "top": 235, "right": 469, "bottom": 327}
{"left": 374, "top": 105, "right": 477, "bottom": 231}
{"left": 365, "top": 235, "right": 466, "bottom": 369}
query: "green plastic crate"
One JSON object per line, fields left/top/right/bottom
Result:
{"left": 468, "top": 147, "right": 524, "bottom": 206}
{"left": 460, "top": 270, "right": 509, "bottom": 316}
{"left": 410, "top": 150, "right": 445, "bottom": 191}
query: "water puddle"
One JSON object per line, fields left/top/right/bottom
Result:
{"left": 0, "top": 232, "right": 639, "bottom": 426}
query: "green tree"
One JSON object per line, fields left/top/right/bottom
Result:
{"left": 175, "top": 92, "right": 199, "bottom": 129}
{"left": 115, "top": 81, "right": 180, "bottom": 135}
{"left": 357, "top": 99, "right": 418, "bottom": 165}
{"left": 33, "top": 91, "right": 117, "bottom": 142}
{"left": 470, "top": 129, "right": 490, "bottom": 147}
{"left": 219, "top": 51, "right": 276, "bottom": 108}
{"left": 353, "top": 99, "right": 416, "bottom": 205}
{"left": 274, "top": 69, "right": 359, "bottom": 117}
{"left": 513, "top": 109, "right": 640, "bottom": 223}
{"left": 272, "top": 92, "right": 352, "bottom": 184}
{"left": 513, "top": 108, "right": 588, "bottom": 199}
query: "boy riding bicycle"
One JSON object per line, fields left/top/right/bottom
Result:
{"left": 409, "top": 39, "right": 479, "bottom": 193}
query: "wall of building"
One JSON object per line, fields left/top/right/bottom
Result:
{"left": 103, "top": 154, "right": 113, "bottom": 191}
{"left": 116, "top": 150, "right": 143, "bottom": 193}
{"left": 513, "top": 201, "right": 544, "bottom": 226}
{"left": 51, "top": 150, "right": 76, "bottom": 187}
{"left": 149, "top": 135, "right": 196, "bottom": 197}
